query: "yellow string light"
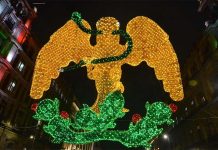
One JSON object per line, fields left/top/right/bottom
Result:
{"left": 30, "top": 15, "right": 184, "bottom": 112}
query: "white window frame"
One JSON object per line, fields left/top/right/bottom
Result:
{"left": 0, "top": 0, "right": 7, "bottom": 15}
{"left": 17, "top": 61, "right": 25, "bottom": 72}
{"left": 7, "top": 80, "right": 16, "bottom": 92}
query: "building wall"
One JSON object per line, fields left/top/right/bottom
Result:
{"left": 0, "top": 0, "right": 39, "bottom": 149}
{"left": 0, "top": 1, "right": 96, "bottom": 149}
{"left": 169, "top": 30, "right": 218, "bottom": 150}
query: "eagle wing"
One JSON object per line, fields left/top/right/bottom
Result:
{"left": 30, "top": 20, "right": 93, "bottom": 99}
{"left": 126, "top": 16, "right": 184, "bottom": 101}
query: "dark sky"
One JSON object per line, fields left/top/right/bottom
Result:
{"left": 30, "top": 0, "right": 204, "bottom": 149}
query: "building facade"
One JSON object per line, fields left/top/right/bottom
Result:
{"left": 0, "top": 0, "right": 39, "bottom": 149}
{"left": 162, "top": 1, "right": 218, "bottom": 149}
{"left": 36, "top": 76, "right": 94, "bottom": 150}
{"left": 47, "top": 78, "right": 95, "bottom": 150}
{"left": 0, "top": 1, "right": 97, "bottom": 149}
{"left": 169, "top": 33, "right": 218, "bottom": 150}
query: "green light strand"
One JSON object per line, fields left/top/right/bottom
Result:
{"left": 62, "top": 30, "right": 133, "bottom": 71}
{"left": 71, "top": 12, "right": 102, "bottom": 35}
{"left": 33, "top": 91, "right": 173, "bottom": 148}
{"left": 91, "top": 30, "right": 133, "bottom": 64}
{"left": 60, "top": 60, "right": 86, "bottom": 72}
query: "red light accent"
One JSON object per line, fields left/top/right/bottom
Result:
{"left": 16, "top": 30, "right": 27, "bottom": 44}
{"left": 25, "top": 19, "right": 31, "bottom": 29}
{"left": 60, "top": 111, "right": 69, "bottom": 119}
{"left": 31, "top": 103, "right": 38, "bottom": 112}
{"left": 132, "top": 113, "right": 142, "bottom": 124}
{"left": 17, "top": 33, "right": 23, "bottom": 43}
{"left": 169, "top": 103, "right": 178, "bottom": 113}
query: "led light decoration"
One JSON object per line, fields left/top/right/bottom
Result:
{"left": 132, "top": 113, "right": 142, "bottom": 124}
{"left": 30, "top": 12, "right": 184, "bottom": 112}
{"left": 31, "top": 103, "right": 38, "bottom": 112}
{"left": 169, "top": 103, "right": 178, "bottom": 113}
{"left": 60, "top": 111, "right": 69, "bottom": 119}
{"left": 33, "top": 91, "right": 174, "bottom": 148}
{"left": 30, "top": 12, "right": 184, "bottom": 148}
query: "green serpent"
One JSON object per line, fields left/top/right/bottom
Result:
{"left": 61, "top": 12, "right": 133, "bottom": 72}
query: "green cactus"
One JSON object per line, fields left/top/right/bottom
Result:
{"left": 33, "top": 98, "right": 59, "bottom": 121}
{"left": 33, "top": 91, "right": 173, "bottom": 148}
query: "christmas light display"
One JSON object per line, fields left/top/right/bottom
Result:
{"left": 132, "top": 113, "right": 142, "bottom": 124}
{"left": 169, "top": 103, "right": 178, "bottom": 113}
{"left": 30, "top": 12, "right": 184, "bottom": 148}
{"left": 31, "top": 103, "right": 38, "bottom": 112}
{"left": 60, "top": 111, "right": 69, "bottom": 119}
{"left": 30, "top": 12, "right": 184, "bottom": 112}
{"left": 33, "top": 91, "right": 174, "bottom": 148}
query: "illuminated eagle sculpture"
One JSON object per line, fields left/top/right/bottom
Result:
{"left": 30, "top": 12, "right": 184, "bottom": 112}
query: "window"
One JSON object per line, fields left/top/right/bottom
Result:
{"left": 13, "top": 26, "right": 26, "bottom": 44}
{"left": 17, "top": 61, "right": 25, "bottom": 72}
{"left": 6, "top": 44, "right": 18, "bottom": 63}
{"left": 16, "top": 3, "right": 23, "bottom": 14}
{"left": 19, "top": 8, "right": 28, "bottom": 22}
{"left": 0, "top": 0, "right": 7, "bottom": 15}
{"left": 4, "top": 15, "right": 16, "bottom": 31}
{"left": 10, "top": 0, "right": 19, "bottom": 7}
{"left": 7, "top": 80, "right": 16, "bottom": 92}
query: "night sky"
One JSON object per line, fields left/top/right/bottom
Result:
{"left": 30, "top": 0, "right": 204, "bottom": 149}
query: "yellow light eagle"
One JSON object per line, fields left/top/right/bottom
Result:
{"left": 30, "top": 13, "right": 184, "bottom": 112}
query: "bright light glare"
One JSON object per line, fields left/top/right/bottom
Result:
{"left": 34, "top": 6, "right": 37, "bottom": 13}
{"left": 29, "top": 135, "right": 34, "bottom": 139}
{"left": 6, "top": 45, "right": 17, "bottom": 63}
{"left": 163, "top": 134, "right": 168, "bottom": 139}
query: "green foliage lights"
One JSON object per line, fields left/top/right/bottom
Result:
{"left": 33, "top": 98, "right": 59, "bottom": 121}
{"left": 72, "top": 91, "right": 125, "bottom": 131}
{"left": 33, "top": 91, "right": 174, "bottom": 148}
